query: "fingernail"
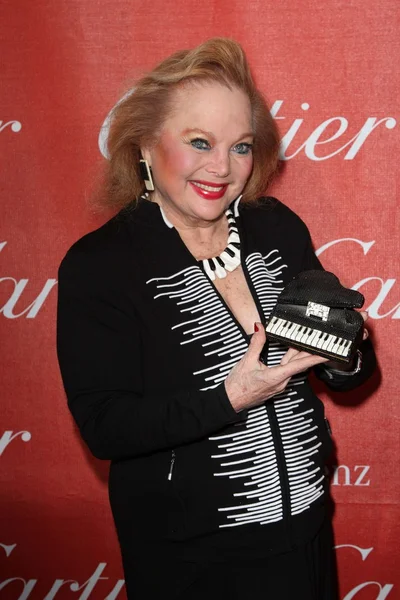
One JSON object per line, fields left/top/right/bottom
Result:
{"left": 254, "top": 323, "right": 259, "bottom": 332}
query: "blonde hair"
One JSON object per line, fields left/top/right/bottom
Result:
{"left": 105, "top": 38, "right": 280, "bottom": 209}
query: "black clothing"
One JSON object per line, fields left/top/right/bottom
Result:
{"left": 128, "top": 518, "right": 337, "bottom": 599}
{"left": 57, "top": 197, "right": 375, "bottom": 597}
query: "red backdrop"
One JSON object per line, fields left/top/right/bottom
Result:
{"left": 1, "top": 1, "right": 399, "bottom": 598}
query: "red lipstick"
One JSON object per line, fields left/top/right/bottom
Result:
{"left": 189, "top": 180, "right": 228, "bottom": 200}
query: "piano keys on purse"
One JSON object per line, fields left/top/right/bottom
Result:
{"left": 265, "top": 270, "right": 365, "bottom": 363}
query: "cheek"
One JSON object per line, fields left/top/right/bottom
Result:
{"left": 154, "top": 140, "right": 197, "bottom": 185}
{"left": 237, "top": 156, "right": 254, "bottom": 182}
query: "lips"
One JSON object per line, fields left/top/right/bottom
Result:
{"left": 189, "top": 180, "right": 228, "bottom": 200}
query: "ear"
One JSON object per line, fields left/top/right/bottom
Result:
{"left": 140, "top": 147, "right": 152, "bottom": 165}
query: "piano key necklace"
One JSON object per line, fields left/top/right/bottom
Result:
{"left": 201, "top": 207, "right": 241, "bottom": 281}
{"left": 147, "top": 193, "right": 242, "bottom": 281}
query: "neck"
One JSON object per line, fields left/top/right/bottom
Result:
{"left": 149, "top": 194, "right": 230, "bottom": 258}
{"left": 176, "top": 215, "right": 229, "bottom": 261}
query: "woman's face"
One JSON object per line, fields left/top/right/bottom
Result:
{"left": 142, "top": 82, "right": 254, "bottom": 227}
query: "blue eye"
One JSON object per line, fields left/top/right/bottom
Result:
{"left": 233, "top": 143, "right": 253, "bottom": 155}
{"left": 190, "top": 138, "right": 211, "bottom": 150}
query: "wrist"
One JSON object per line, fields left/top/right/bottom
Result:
{"left": 321, "top": 350, "right": 362, "bottom": 377}
{"left": 224, "top": 378, "right": 246, "bottom": 413}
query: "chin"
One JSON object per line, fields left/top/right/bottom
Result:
{"left": 191, "top": 194, "right": 234, "bottom": 213}
{"left": 192, "top": 202, "right": 229, "bottom": 222}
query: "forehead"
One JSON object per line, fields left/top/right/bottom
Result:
{"left": 164, "top": 82, "right": 253, "bottom": 138}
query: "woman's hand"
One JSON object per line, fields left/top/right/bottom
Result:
{"left": 225, "top": 323, "right": 329, "bottom": 413}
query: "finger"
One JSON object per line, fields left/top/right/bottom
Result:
{"left": 246, "top": 322, "right": 267, "bottom": 362}
{"left": 282, "top": 348, "right": 325, "bottom": 364}
{"left": 280, "top": 347, "right": 302, "bottom": 366}
{"left": 275, "top": 353, "right": 329, "bottom": 380}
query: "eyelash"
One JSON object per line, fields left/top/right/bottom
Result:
{"left": 188, "top": 138, "right": 253, "bottom": 155}
{"left": 190, "top": 138, "right": 210, "bottom": 151}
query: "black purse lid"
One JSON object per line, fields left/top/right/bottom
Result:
{"left": 278, "top": 270, "right": 364, "bottom": 309}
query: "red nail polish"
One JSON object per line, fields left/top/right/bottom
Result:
{"left": 254, "top": 323, "right": 259, "bottom": 332}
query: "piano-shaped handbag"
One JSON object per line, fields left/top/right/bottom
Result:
{"left": 265, "top": 270, "right": 365, "bottom": 363}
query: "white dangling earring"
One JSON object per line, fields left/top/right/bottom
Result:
{"left": 139, "top": 159, "right": 155, "bottom": 191}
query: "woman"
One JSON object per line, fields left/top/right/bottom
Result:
{"left": 57, "top": 38, "right": 376, "bottom": 599}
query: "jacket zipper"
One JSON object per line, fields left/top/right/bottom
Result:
{"left": 168, "top": 449, "right": 176, "bottom": 481}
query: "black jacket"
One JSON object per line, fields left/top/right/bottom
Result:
{"left": 57, "top": 197, "right": 375, "bottom": 564}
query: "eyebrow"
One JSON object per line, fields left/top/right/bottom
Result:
{"left": 181, "top": 128, "right": 254, "bottom": 141}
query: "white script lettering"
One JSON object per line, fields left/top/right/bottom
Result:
{"left": 0, "top": 120, "right": 22, "bottom": 134}
{"left": 344, "top": 582, "right": 394, "bottom": 600}
{"left": 0, "top": 242, "right": 57, "bottom": 319}
{"left": 0, "top": 543, "right": 125, "bottom": 599}
{"left": 0, "top": 431, "right": 31, "bottom": 457}
{"left": 336, "top": 545, "right": 394, "bottom": 599}
{"left": 99, "top": 98, "right": 396, "bottom": 161}
{"left": 271, "top": 101, "right": 396, "bottom": 161}
{"left": 328, "top": 465, "right": 371, "bottom": 486}
{"left": 317, "top": 238, "right": 399, "bottom": 319}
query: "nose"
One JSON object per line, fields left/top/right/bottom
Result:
{"left": 205, "top": 149, "right": 230, "bottom": 178}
